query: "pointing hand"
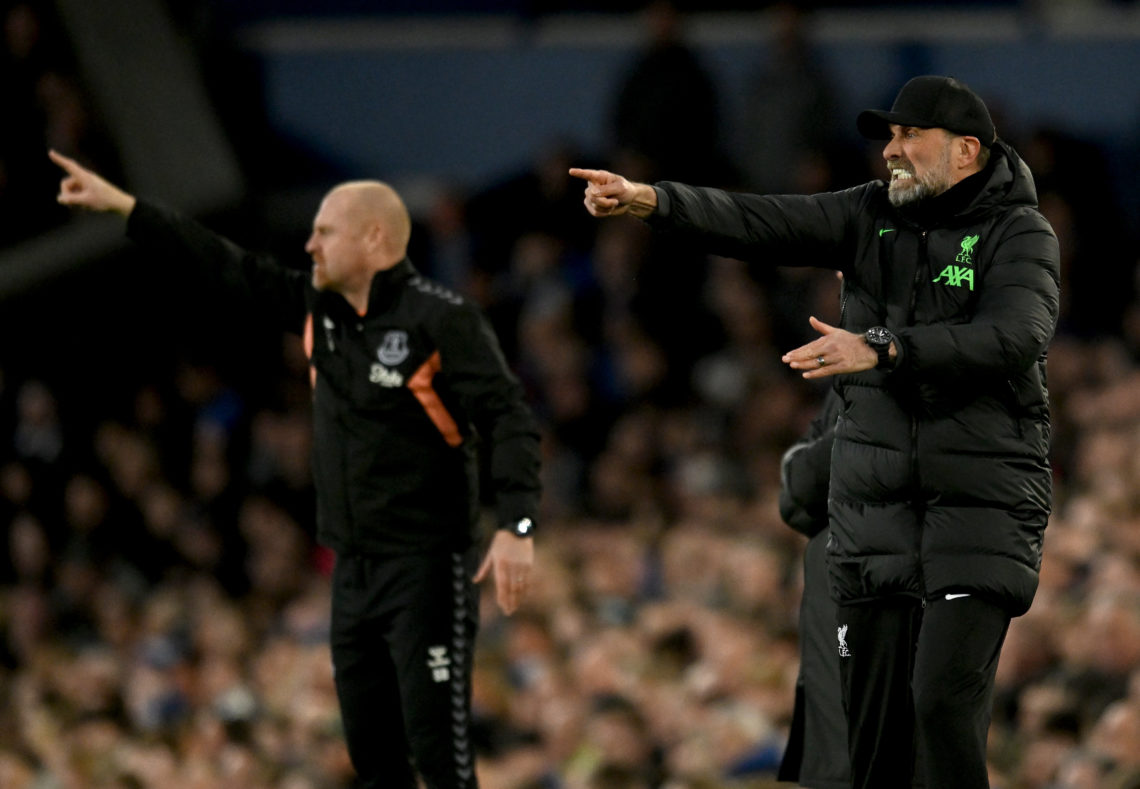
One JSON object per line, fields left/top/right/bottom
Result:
{"left": 49, "top": 149, "right": 136, "bottom": 216}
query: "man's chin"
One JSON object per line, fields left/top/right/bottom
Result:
{"left": 888, "top": 187, "right": 914, "bottom": 208}
{"left": 888, "top": 184, "right": 927, "bottom": 208}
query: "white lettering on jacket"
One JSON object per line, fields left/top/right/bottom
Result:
{"left": 370, "top": 364, "right": 404, "bottom": 387}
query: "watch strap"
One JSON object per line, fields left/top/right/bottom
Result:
{"left": 502, "top": 517, "right": 535, "bottom": 537}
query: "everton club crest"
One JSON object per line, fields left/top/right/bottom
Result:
{"left": 377, "top": 331, "right": 409, "bottom": 366}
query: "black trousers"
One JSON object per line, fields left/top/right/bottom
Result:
{"left": 330, "top": 547, "right": 481, "bottom": 789}
{"left": 779, "top": 533, "right": 851, "bottom": 789}
{"left": 836, "top": 594, "right": 1009, "bottom": 789}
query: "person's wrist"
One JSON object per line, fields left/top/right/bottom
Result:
{"left": 864, "top": 326, "right": 896, "bottom": 370}
{"left": 116, "top": 193, "right": 137, "bottom": 217}
{"left": 626, "top": 184, "right": 658, "bottom": 219}
{"left": 500, "top": 517, "right": 535, "bottom": 538}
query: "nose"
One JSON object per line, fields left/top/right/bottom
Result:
{"left": 882, "top": 136, "right": 901, "bottom": 161}
{"left": 305, "top": 233, "right": 317, "bottom": 254}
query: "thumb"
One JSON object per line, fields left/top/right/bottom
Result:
{"left": 473, "top": 551, "right": 493, "bottom": 583}
{"left": 808, "top": 315, "right": 835, "bottom": 335}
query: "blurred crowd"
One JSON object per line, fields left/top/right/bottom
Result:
{"left": 0, "top": 0, "right": 119, "bottom": 247}
{"left": 5, "top": 1, "right": 1140, "bottom": 788}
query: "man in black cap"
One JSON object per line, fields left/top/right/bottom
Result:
{"left": 571, "top": 75, "right": 1059, "bottom": 788}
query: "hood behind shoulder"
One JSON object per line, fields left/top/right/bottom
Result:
{"left": 974, "top": 140, "right": 1039, "bottom": 214}
{"left": 885, "top": 139, "right": 1041, "bottom": 227}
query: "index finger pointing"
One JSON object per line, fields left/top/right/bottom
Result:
{"left": 568, "top": 167, "right": 605, "bottom": 182}
{"left": 48, "top": 149, "right": 81, "bottom": 175}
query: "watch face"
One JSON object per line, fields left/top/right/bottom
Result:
{"left": 514, "top": 518, "right": 533, "bottom": 536}
{"left": 867, "top": 326, "right": 891, "bottom": 347}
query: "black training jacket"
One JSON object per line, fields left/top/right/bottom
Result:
{"left": 651, "top": 141, "right": 1059, "bottom": 615}
{"left": 128, "top": 201, "right": 541, "bottom": 556}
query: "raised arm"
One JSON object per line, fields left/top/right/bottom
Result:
{"left": 49, "top": 150, "right": 136, "bottom": 216}
{"left": 568, "top": 167, "right": 658, "bottom": 219}
{"left": 51, "top": 149, "right": 310, "bottom": 334}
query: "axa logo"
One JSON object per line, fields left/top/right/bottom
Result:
{"left": 956, "top": 233, "right": 980, "bottom": 265}
{"left": 837, "top": 624, "right": 851, "bottom": 657}
{"left": 933, "top": 265, "right": 974, "bottom": 291}
{"left": 370, "top": 364, "right": 404, "bottom": 387}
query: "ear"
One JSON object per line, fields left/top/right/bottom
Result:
{"left": 363, "top": 221, "right": 386, "bottom": 253}
{"left": 957, "top": 136, "right": 982, "bottom": 170}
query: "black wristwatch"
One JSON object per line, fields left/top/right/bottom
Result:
{"left": 864, "top": 326, "right": 895, "bottom": 370}
{"left": 503, "top": 517, "right": 535, "bottom": 537}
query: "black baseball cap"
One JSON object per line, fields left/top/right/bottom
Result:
{"left": 857, "top": 75, "right": 996, "bottom": 147}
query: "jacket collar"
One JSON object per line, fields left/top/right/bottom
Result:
{"left": 891, "top": 141, "right": 1037, "bottom": 229}
{"left": 319, "top": 258, "right": 417, "bottom": 317}
{"left": 896, "top": 159, "right": 993, "bottom": 228}
{"left": 363, "top": 258, "right": 417, "bottom": 314}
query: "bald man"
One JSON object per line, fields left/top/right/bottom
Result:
{"left": 50, "top": 150, "right": 541, "bottom": 789}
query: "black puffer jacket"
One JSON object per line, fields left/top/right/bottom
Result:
{"left": 652, "top": 141, "right": 1059, "bottom": 615}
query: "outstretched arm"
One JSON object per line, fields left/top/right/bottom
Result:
{"left": 49, "top": 149, "right": 136, "bottom": 216}
{"left": 52, "top": 148, "right": 310, "bottom": 333}
{"left": 568, "top": 167, "right": 658, "bottom": 219}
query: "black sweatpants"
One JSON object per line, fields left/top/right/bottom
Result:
{"left": 836, "top": 594, "right": 1009, "bottom": 789}
{"left": 330, "top": 547, "right": 481, "bottom": 789}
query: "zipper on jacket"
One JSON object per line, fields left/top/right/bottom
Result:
{"left": 839, "top": 274, "right": 849, "bottom": 325}
{"left": 907, "top": 230, "right": 928, "bottom": 323}
{"left": 912, "top": 230, "right": 928, "bottom": 605}
{"left": 908, "top": 231, "right": 926, "bottom": 491}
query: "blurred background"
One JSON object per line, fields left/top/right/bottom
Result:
{"left": 2, "top": 0, "right": 1140, "bottom": 787}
